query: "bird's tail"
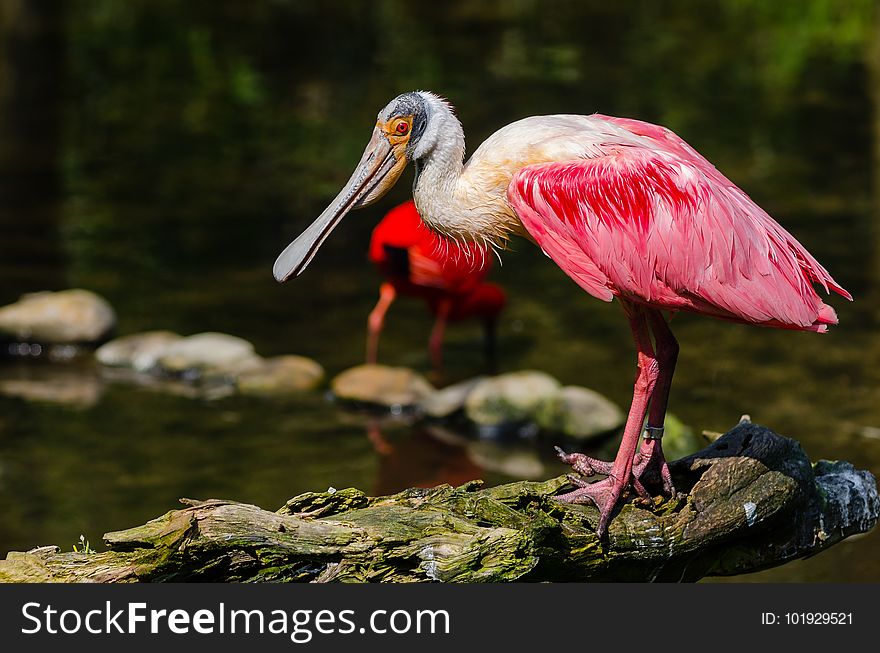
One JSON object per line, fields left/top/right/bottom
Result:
{"left": 808, "top": 302, "right": 840, "bottom": 333}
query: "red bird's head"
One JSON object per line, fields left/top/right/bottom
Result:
{"left": 370, "top": 201, "right": 493, "bottom": 290}
{"left": 368, "top": 201, "right": 428, "bottom": 264}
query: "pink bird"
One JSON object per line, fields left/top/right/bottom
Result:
{"left": 273, "top": 91, "right": 851, "bottom": 537}
{"left": 367, "top": 200, "right": 506, "bottom": 372}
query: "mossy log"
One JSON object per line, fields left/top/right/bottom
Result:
{"left": 2, "top": 422, "right": 877, "bottom": 583}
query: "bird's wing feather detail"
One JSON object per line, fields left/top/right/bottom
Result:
{"left": 508, "top": 143, "right": 851, "bottom": 332}
{"left": 596, "top": 115, "right": 852, "bottom": 298}
{"left": 511, "top": 185, "right": 614, "bottom": 301}
{"left": 407, "top": 246, "right": 450, "bottom": 289}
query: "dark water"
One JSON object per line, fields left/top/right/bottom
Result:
{"left": 1, "top": 1, "right": 878, "bottom": 581}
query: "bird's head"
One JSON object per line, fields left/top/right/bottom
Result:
{"left": 273, "top": 91, "right": 452, "bottom": 282}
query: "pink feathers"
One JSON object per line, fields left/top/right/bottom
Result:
{"left": 507, "top": 117, "right": 851, "bottom": 333}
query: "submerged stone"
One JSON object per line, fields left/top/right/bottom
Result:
{"left": 420, "top": 376, "right": 486, "bottom": 418}
{"left": 0, "top": 289, "right": 116, "bottom": 344}
{"left": 331, "top": 364, "right": 435, "bottom": 409}
{"left": 464, "top": 370, "right": 560, "bottom": 426}
{"left": 154, "top": 332, "right": 263, "bottom": 380}
{"left": 534, "top": 385, "right": 624, "bottom": 441}
{"left": 96, "top": 330, "right": 324, "bottom": 398}
{"left": 236, "top": 355, "right": 325, "bottom": 396}
{"left": 95, "top": 331, "right": 183, "bottom": 372}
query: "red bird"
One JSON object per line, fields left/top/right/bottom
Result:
{"left": 366, "top": 200, "right": 506, "bottom": 371}
{"left": 274, "top": 91, "right": 851, "bottom": 537}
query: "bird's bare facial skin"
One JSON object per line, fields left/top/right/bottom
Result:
{"left": 378, "top": 116, "right": 413, "bottom": 176}
{"left": 383, "top": 116, "right": 413, "bottom": 146}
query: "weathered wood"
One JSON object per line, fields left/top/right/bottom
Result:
{"left": 1, "top": 422, "right": 877, "bottom": 583}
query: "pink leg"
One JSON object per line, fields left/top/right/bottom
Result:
{"left": 428, "top": 298, "right": 452, "bottom": 373}
{"left": 556, "top": 302, "right": 659, "bottom": 537}
{"left": 634, "top": 309, "right": 678, "bottom": 495}
{"left": 366, "top": 419, "right": 394, "bottom": 456}
{"left": 366, "top": 283, "right": 396, "bottom": 364}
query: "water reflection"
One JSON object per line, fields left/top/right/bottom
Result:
{"left": 364, "top": 419, "right": 485, "bottom": 495}
{"left": 0, "top": 1, "right": 878, "bottom": 581}
{"left": 0, "top": 359, "right": 104, "bottom": 409}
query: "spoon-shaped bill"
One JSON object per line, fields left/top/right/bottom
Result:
{"left": 273, "top": 129, "right": 401, "bottom": 282}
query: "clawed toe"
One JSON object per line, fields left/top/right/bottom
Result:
{"left": 634, "top": 438, "right": 676, "bottom": 497}
{"left": 555, "top": 446, "right": 593, "bottom": 474}
{"left": 632, "top": 476, "right": 650, "bottom": 500}
{"left": 554, "top": 445, "right": 571, "bottom": 463}
{"left": 555, "top": 432, "right": 676, "bottom": 537}
{"left": 566, "top": 473, "right": 591, "bottom": 488}
{"left": 555, "top": 446, "right": 613, "bottom": 477}
{"left": 555, "top": 475, "right": 625, "bottom": 538}
{"left": 555, "top": 486, "right": 601, "bottom": 506}
{"left": 660, "top": 462, "right": 675, "bottom": 496}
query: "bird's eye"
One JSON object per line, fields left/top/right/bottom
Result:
{"left": 394, "top": 120, "right": 410, "bottom": 135}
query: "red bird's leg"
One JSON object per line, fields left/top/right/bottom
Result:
{"left": 366, "top": 419, "right": 394, "bottom": 456}
{"left": 556, "top": 303, "right": 659, "bottom": 537}
{"left": 633, "top": 309, "right": 678, "bottom": 495}
{"left": 366, "top": 283, "right": 396, "bottom": 364}
{"left": 429, "top": 298, "right": 452, "bottom": 372}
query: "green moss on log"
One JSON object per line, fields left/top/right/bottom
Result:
{"left": 1, "top": 422, "right": 877, "bottom": 583}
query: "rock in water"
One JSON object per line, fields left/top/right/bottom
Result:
{"left": 534, "top": 385, "right": 624, "bottom": 441}
{"left": 95, "top": 331, "right": 183, "bottom": 372}
{"left": 154, "top": 332, "right": 263, "bottom": 380}
{"left": 0, "top": 289, "right": 116, "bottom": 344}
{"left": 96, "top": 331, "right": 324, "bottom": 398}
{"left": 420, "top": 376, "right": 486, "bottom": 418}
{"left": 237, "top": 356, "right": 325, "bottom": 396}
{"left": 464, "top": 370, "right": 560, "bottom": 426}
{"left": 331, "top": 364, "right": 435, "bottom": 409}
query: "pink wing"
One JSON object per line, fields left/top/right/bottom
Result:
{"left": 507, "top": 132, "right": 851, "bottom": 332}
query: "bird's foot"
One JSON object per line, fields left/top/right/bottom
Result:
{"left": 633, "top": 436, "right": 675, "bottom": 496}
{"left": 555, "top": 473, "right": 629, "bottom": 538}
{"left": 554, "top": 446, "right": 631, "bottom": 536}
{"left": 554, "top": 438, "right": 675, "bottom": 537}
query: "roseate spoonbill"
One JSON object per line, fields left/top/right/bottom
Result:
{"left": 273, "top": 91, "right": 851, "bottom": 537}
{"left": 368, "top": 200, "right": 506, "bottom": 372}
